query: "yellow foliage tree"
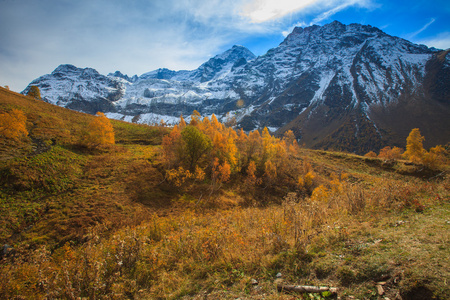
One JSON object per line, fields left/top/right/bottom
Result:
{"left": 404, "top": 128, "right": 425, "bottom": 164}
{"left": 245, "top": 160, "right": 260, "bottom": 186}
{"left": 84, "top": 112, "right": 115, "bottom": 147}
{"left": 179, "top": 115, "right": 187, "bottom": 128}
{"left": 189, "top": 110, "right": 201, "bottom": 126}
{"left": 0, "top": 109, "right": 28, "bottom": 140}
{"left": 210, "top": 158, "right": 231, "bottom": 194}
{"left": 282, "top": 130, "right": 296, "bottom": 146}
{"left": 264, "top": 160, "right": 277, "bottom": 186}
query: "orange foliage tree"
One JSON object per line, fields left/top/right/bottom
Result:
{"left": 0, "top": 109, "right": 28, "bottom": 141}
{"left": 83, "top": 112, "right": 115, "bottom": 148}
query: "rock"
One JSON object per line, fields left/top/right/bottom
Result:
{"left": 376, "top": 284, "right": 385, "bottom": 296}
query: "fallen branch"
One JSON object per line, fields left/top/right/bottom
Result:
{"left": 277, "top": 284, "right": 338, "bottom": 294}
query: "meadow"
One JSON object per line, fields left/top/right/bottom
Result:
{"left": 0, "top": 86, "right": 448, "bottom": 299}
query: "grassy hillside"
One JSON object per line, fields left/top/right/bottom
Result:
{"left": 0, "top": 87, "right": 449, "bottom": 299}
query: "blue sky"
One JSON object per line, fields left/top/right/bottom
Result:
{"left": 1, "top": 0, "right": 449, "bottom": 92}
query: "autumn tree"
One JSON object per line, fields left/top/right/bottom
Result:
{"left": 264, "top": 160, "right": 277, "bottom": 186}
{"left": 27, "top": 86, "right": 41, "bottom": 100}
{"left": 422, "top": 145, "right": 447, "bottom": 169}
{"left": 403, "top": 128, "right": 425, "bottom": 164}
{"left": 282, "top": 130, "right": 296, "bottom": 147}
{"left": 245, "top": 160, "right": 260, "bottom": 186}
{"left": 162, "top": 125, "right": 183, "bottom": 168}
{"left": 0, "top": 109, "right": 28, "bottom": 141}
{"left": 179, "top": 115, "right": 187, "bottom": 128}
{"left": 209, "top": 157, "right": 231, "bottom": 196}
{"left": 245, "top": 130, "right": 262, "bottom": 168}
{"left": 161, "top": 113, "right": 307, "bottom": 196}
{"left": 189, "top": 110, "right": 201, "bottom": 126}
{"left": 83, "top": 112, "right": 115, "bottom": 148}
{"left": 181, "top": 125, "right": 212, "bottom": 171}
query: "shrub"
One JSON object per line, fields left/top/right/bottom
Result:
{"left": 27, "top": 86, "right": 41, "bottom": 100}
{"left": 82, "top": 112, "right": 115, "bottom": 148}
{"left": 0, "top": 109, "right": 28, "bottom": 141}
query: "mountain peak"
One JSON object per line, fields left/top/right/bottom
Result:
{"left": 108, "top": 71, "right": 138, "bottom": 83}
{"left": 52, "top": 64, "right": 79, "bottom": 74}
{"left": 215, "top": 45, "right": 256, "bottom": 61}
{"left": 51, "top": 64, "right": 100, "bottom": 77}
{"left": 192, "top": 45, "right": 256, "bottom": 82}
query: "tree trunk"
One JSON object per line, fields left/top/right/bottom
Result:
{"left": 277, "top": 284, "right": 338, "bottom": 294}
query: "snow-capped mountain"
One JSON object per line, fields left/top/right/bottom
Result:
{"left": 23, "top": 64, "right": 128, "bottom": 113}
{"left": 23, "top": 21, "right": 450, "bottom": 153}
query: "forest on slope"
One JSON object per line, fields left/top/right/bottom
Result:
{"left": 0, "top": 86, "right": 449, "bottom": 299}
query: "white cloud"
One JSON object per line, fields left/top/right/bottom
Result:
{"left": 282, "top": 21, "right": 309, "bottom": 37}
{"left": 416, "top": 32, "right": 450, "bottom": 50}
{"left": 240, "top": 0, "right": 317, "bottom": 23}
{"left": 0, "top": 0, "right": 246, "bottom": 91}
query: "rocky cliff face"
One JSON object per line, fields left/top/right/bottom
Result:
{"left": 23, "top": 21, "right": 450, "bottom": 153}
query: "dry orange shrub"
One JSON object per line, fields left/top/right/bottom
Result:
{"left": 378, "top": 146, "right": 403, "bottom": 160}
{"left": 82, "top": 112, "right": 115, "bottom": 148}
{"left": 0, "top": 108, "right": 28, "bottom": 140}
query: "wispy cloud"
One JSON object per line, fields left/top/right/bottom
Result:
{"left": 407, "top": 18, "right": 436, "bottom": 39}
{"left": 278, "top": 0, "right": 375, "bottom": 37}
{"left": 312, "top": 1, "right": 357, "bottom": 23}
{"left": 311, "top": 0, "right": 375, "bottom": 24}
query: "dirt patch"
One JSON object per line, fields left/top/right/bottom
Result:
{"left": 401, "top": 285, "right": 438, "bottom": 300}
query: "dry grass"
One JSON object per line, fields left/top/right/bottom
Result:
{"left": 1, "top": 173, "right": 448, "bottom": 299}
{"left": 0, "top": 87, "right": 449, "bottom": 299}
